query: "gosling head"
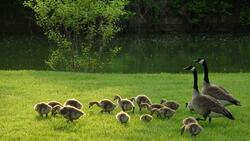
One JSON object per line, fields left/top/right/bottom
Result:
{"left": 89, "top": 101, "right": 98, "bottom": 108}
{"left": 113, "top": 95, "right": 121, "bottom": 101}
{"left": 140, "top": 114, "right": 153, "bottom": 122}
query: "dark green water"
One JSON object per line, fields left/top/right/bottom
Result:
{"left": 0, "top": 34, "right": 250, "bottom": 73}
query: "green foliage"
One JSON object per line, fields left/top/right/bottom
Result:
{"left": 24, "top": 0, "right": 129, "bottom": 72}
{"left": 0, "top": 71, "right": 249, "bottom": 140}
{"left": 240, "top": 3, "right": 250, "bottom": 25}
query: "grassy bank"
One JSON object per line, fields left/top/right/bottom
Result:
{"left": 0, "top": 71, "right": 249, "bottom": 141}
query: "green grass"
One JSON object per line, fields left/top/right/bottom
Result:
{"left": 0, "top": 71, "right": 249, "bottom": 141}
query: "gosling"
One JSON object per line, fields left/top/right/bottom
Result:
{"left": 116, "top": 111, "right": 130, "bottom": 124}
{"left": 48, "top": 101, "right": 63, "bottom": 107}
{"left": 181, "top": 117, "right": 199, "bottom": 135}
{"left": 89, "top": 99, "right": 116, "bottom": 113}
{"left": 182, "top": 123, "right": 203, "bottom": 138}
{"left": 34, "top": 102, "right": 52, "bottom": 117}
{"left": 59, "top": 106, "right": 85, "bottom": 122}
{"left": 114, "top": 95, "right": 135, "bottom": 113}
{"left": 160, "top": 99, "right": 180, "bottom": 110}
{"left": 64, "top": 98, "right": 82, "bottom": 109}
{"left": 151, "top": 107, "right": 176, "bottom": 119}
{"left": 140, "top": 114, "right": 153, "bottom": 122}
{"left": 51, "top": 105, "right": 62, "bottom": 117}
{"left": 130, "top": 95, "right": 152, "bottom": 111}
{"left": 141, "top": 103, "right": 164, "bottom": 112}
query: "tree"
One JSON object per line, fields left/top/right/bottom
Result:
{"left": 24, "top": 0, "right": 129, "bottom": 72}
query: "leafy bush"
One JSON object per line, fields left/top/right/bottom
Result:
{"left": 24, "top": 0, "right": 129, "bottom": 72}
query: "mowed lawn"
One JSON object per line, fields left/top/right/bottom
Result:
{"left": 0, "top": 71, "right": 249, "bottom": 141}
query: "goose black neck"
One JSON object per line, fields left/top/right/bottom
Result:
{"left": 202, "top": 61, "right": 210, "bottom": 84}
{"left": 192, "top": 69, "right": 199, "bottom": 91}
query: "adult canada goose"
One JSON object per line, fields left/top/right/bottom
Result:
{"left": 141, "top": 103, "right": 164, "bottom": 112}
{"left": 48, "top": 101, "right": 63, "bottom": 108}
{"left": 195, "top": 58, "right": 240, "bottom": 106}
{"left": 59, "top": 106, "right": 84, "bottom": 122}
{"left": 184, "top": 65, "right": 235, "bottom": 123}
{"left": 89, "top": 99, "right": 116, "bottom": 113}
{"left": 116, "top": 111, "right": 130, "bottom": 124}
{"left": 160, "top": 99, "right": 180, "bottom": 110}
{"left": 151, "top": 107, "right": 175, "bottom": 119}
{"left": 51, "top": 105, "right": 62, "bottom": 117}
{"left": 64, "top": 98, "right": 82, "bottom": 109}
{"left": 114, "top": 95, "right": 135, "bottom": 113}
{"left": 181, "top": 123, "right": 203, "bottom": 138}
{"left": 140, "top": 114, "right": 153, "bottom": 122}
{"left": 34, "top": 102, "right": 52, "bottom": 117}
{"left": 130, "top": 95, "right": 152, "bottom": 111}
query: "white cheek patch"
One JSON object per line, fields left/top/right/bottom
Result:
{"left": 199, "top": 59, "right": 204, "bottom": 64}
{"left": 191, "top": 67, "right": 195, "bottom": 71}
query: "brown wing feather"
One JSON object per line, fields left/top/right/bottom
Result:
{"left": 204, "top": 85, "right": 238, "bottom": 103}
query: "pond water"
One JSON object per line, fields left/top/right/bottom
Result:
{"left": 105, "top": 34, "right": 250, "bottom": 73}
{"left": 0, "top": 34, "right": 250, "bottom": 73}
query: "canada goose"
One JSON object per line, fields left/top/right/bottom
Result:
{"left": 114, "top": 95, "right": 135, "bottom": 113}
{"left": 151, "top": 107, "right": 175, "bottom": 119}
{"left": 89, "top": 99, "right": 116, "bottom": 113}
{"left": 51, "top": 105, "right": 62, "bottom": 117}
{"left": 141, "top": 103, "right": 164, "bottom": 112}
{"left": 140, "top": 114, "right": 153, "bottom": 122}
{"left": 59, "top": 106, "right": 85, "bottom": 122}
{"left": 181, "top": 123, "right": 203, "bottom": 138}
{"left": 116, "top": 111, "right": 130, "bottom": 124}
{"left": 195, "top": 58, "right": 240, "bottom": 106}
{"left": 130, "top": 95, "right": 152, "bottom": 111}
{"left": 34, "top": 102, "right": 52, "bottom": 117}
{"left": 160, "top": 99, "right": 180, "bottom": 110}
{"left": 48, "top": 101, "right": 63, "bottom": 108}
{"left": 64, "top": 98, "right": 82, "bottom": 109}
{"left": 184, "top": 65, "right": 235, "bottom": 123}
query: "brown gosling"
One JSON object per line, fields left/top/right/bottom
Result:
{"left": 160, "top": 99, "right": 180, "bottom": 110}
{"left": 130, "top": 95, "right": 152, "bottom": 111}
{"left": 181, "top": 117, "right": 198, "bottom": 135}
{"left": 64, "top": 98, "right": 82, "bottom": 109}
{"left": 151, "top": 107, "right": 176, "bottom": 119}
{"left": 182, "top": 123, "right": 203, "bottom": 138}
{"left": 89, "top": 99, "right": 116, "bottom": 113}
{"left": 59, "top": 106, "right": 85, "bottom": 122}
{"left": 141, "top": 103, "right": 164, "bottom": 112}
{"left": 51, "top": 105, "right": 63, "bottom": 117}
{"left": 140, "top": 114, "right": 153, "bottom": 122}
{"left": 182, "top": 117, "right": 198, "bottom": 125}
{"left": 34, "top": 102, "right": 52, "bottom": 117}
{"left": 114, "top": 95, "right": 135, "bottom": 113}
{"left": 116, "top": 111, "right": 130, "bottom": 124}
{"left": 48, "top": 101, "right": 63, "bottom": 108}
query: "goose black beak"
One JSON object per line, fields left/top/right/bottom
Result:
{"left": 183, "top": 65, "right": 192, "bottom": 70}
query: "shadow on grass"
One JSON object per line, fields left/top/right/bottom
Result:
{"left": 35, "top": 115, "right": 52, "bottom": 121}
{"left": 52, "top": 120, "right": 82, "bottom": 132}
